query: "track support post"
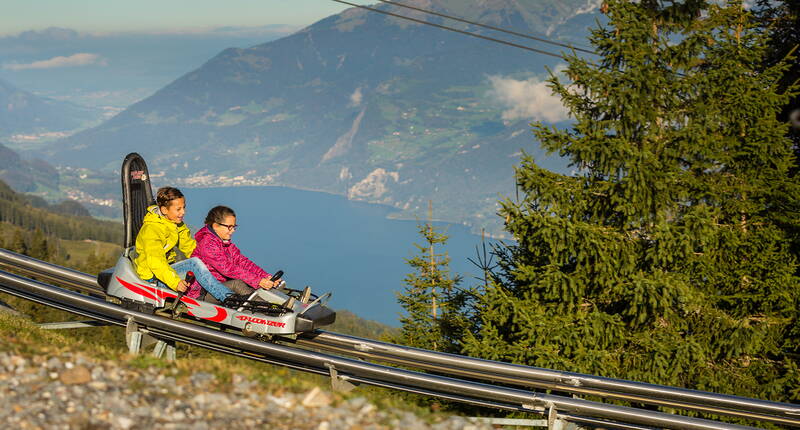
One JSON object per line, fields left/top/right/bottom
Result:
{"left": 126, "top": 316, "right": 175, "bottom": 360}
{"left": 547, "top": 403, "right": 566, "bottom": 430}
{"left": 326, "top": 362, "right": 356, "bottom": 393}
{"left": 126, "top": 316, "right": 142, "bottom": 354}
{"left": 152, "top": 339, "right": 177, "bottom": 362}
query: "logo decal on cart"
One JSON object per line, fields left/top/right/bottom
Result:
{"left": 237, "top": 315, "right": 267, "bottom": 324}
{"left": 117, "top": 276, "right": 227, "bottom": 322}
{"left": 235, "top": 315, "right": 285, "bottom": 328}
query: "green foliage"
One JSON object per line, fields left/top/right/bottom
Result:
{"left": 463, "top": 0, "right": 800, "bottom": 404}
{"left": 0, "top": 221, "right": 119, "bottom": 275}
{"left": 0, "top": 172, "right": 121, "bottom": 274}
{"left": 81, "top": 250, "right": 117, "bottom": 275}
{"left": 754, "top": 0, "right": 800, "bottom": 121}
{"left": 327, "top": 309, "right": 400, "bottom": 340}
{"left": 0, "top": 179, "right": 122, "bottom": 245}
{"left": 395, "top": 220, "right": 469, "bottom": 353}
{"left": 753, "top": 0, "right": 800, "bottom": 263}
{"left": 50, "top": 199, "right": 92, "bottom": 217}
{"left": 8, "top": 229, "right": 28, "bottom": 255}
{"left": 28, "top": 229, "right": 50, "bottom": 260}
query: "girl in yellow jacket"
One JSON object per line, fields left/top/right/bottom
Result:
{"left": 134, "top": 186, "right": 237, "bottom": 302}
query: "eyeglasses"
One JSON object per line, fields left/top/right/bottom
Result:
{"left": 217, "top": 222, "right": 239, "bottom": 231}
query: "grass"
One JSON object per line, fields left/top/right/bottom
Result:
{"left": 59, "top": 239, "right": 122, "bottom": 267}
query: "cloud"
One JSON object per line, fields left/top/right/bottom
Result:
{"left": 487, "top": 72, "right": 569, "bottom": 123}
{"left": 3, "top": 53, "right": 106, "bottom": 70}
{"left": 349, "top": 87, "right": 363, "bottom": 107}
{"left": 575, "top": 0, "right": 604, "bottom": 15}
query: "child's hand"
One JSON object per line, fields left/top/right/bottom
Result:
{"left": 258, "top": 278, "right": 275, "bottom": 289}
{"left": 176, "top": 280, "right": 189, "bottom": 292}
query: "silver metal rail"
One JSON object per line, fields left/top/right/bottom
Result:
{"left": 1, "top": 248, "right": 797, "bottom": 427}
{"left": 296, "top": 332, "right": 800, "bottom": 427}
{"left": 0, "top": 268, "right": 762, "bottom": 430}
{"left": 0, "top": 248, "right": 102, "bottom": 295}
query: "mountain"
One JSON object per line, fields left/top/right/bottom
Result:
{"left": 0, "top": 142, "right": 59, "bottom": 193}
{"left": 50, "top": 0, "right": 599, "bottom": 233}
{"left": 0, "top": 78, "right": 98, "bottom": 139}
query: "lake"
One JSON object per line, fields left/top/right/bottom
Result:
{"left": 182, "top": 186, "right": 496, "bottom": 326}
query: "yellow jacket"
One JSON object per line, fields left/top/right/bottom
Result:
{"left": 134, "top": 205, "right": 196, "bottom": 290}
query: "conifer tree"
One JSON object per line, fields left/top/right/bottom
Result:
{"left": 463, "top": 0, "right": 800, "bottom": 401}
{"left": 9, "top": 229, "right": 27, "bottom": 256}
{"left": 83, "top": 251, "right": 100, "bottom": 274}
{"left": 29, "top": 228, "right": 49, "bottom": 260}
{"left": 396, "top": 206, "right": 465, "bottom": 353}
{"left": 754, "top": 0, "right": 799, "bottom": 144}
{"left": 753, "top": 0, "right": 800, "bottom": 268}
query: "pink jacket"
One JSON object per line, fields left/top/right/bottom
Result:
{"left": 187, "top": 225, "right": 271, "bottom": 299}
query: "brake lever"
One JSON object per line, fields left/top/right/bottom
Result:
{"left": 170, "top": 271, "right": 195, "bottom": 318}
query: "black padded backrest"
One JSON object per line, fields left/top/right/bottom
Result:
{"left": 121, "top": 153, "right": 154, "bottom": 249}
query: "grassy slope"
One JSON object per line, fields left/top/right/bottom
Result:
{"left": 57, "top": 238, "right": 122, "bottom": 268}
{"left": 0, "top": 297, "right": 444, "bottom": 420}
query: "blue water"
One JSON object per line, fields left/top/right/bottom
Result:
{"left": 182, "top": 186, "right": 493, "bottom": 326}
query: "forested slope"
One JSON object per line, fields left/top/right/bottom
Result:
{"left": 0, "top": 179, "right": 121, "bottom": 245}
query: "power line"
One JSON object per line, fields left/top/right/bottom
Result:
{"left": 373, "top": 0, "right": 597, "bottom": 55}
{"left": 328, "top": 0, "right": 689, "bottom": 78}
{"left": 328, "top": 0, "right": 569, "bottom": 60}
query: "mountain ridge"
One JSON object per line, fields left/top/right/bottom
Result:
{"left": 48, "top": 0, "right": 595, "bottom": 233}
{"left": 0, "top": 78, "right": 99, "bottom": 140}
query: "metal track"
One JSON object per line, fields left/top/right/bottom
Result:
{"left": 0, "top": 269, "right": 760, "bottom": 430}
{"left": 295, "top": 332, "right": 800, "bottom": 427}
{"left": 1, "top": 249, "right": 797, "bottom": 428}
{"left": 0, "top": 248, "right": 103, "bottom": 296}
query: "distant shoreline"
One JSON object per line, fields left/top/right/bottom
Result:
{"left": 175, "top": 182, "right": 509, "bottom": 239}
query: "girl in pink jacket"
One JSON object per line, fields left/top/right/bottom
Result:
{"left": 188, "top": 205, "right": 278, "bottom": 302}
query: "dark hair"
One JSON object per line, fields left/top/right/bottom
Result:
{"left": 205, "top": 205, "right": 236, "bottom": 225}
{"left": 156, "top": 187, "right": 184, "bottom": 208}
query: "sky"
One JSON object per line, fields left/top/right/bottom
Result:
{"left": 0, "top": 0, "right": 374, "bottom": 36}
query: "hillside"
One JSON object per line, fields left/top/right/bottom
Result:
{"left": 0, "top": 143, "right": 120, "bottom": 221}
{"left": 48, "top": 0, "right": 594, "bottom": 234}
{"left": 0, "top": 78, "right": 98, "bottom": 141}
{"left": 0, "top": 142, "right": 60, "bottom": 194}
{"left": 0, "top": 178, "right": 122, "bottom": 245}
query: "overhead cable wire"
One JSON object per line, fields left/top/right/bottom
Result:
{"left": 372, "top": 0, "right": 597, "bottom": 55}
{"left": 328, "top": 1, "right": 697, "bottom": 78}
{"left": 328, "top": 0, "right": 568, "bottom": 60}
